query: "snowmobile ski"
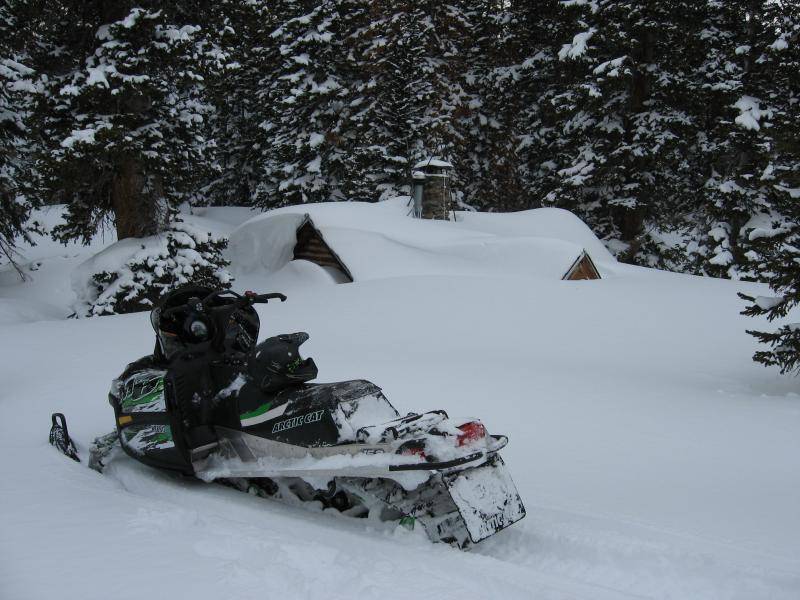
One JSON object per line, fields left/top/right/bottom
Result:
{"left": 49, "top": 413, "right": 80, "bottom": 462}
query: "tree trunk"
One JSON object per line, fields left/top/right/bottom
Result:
{"left": 111, "top": 158, "right": 161, "bottom": 240}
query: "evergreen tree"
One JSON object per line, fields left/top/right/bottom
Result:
{"left": 206, "top": 0, "right": 277, "bottom": 206}
{"left": 693, "top": 1, "right": 786, "bottom": 279}
{"left": 249, "top": 0, "right": 480, "bottom": 208}
{"left": 459, "top": 0, "right": 525, "bottom": 211}
{"left": 337, "top": 1, "right": 417, "bottom": 202}
{"left": 0, "top": 0, "right": 40, "bottom": 271}
{"left": 338, "top": 0, "right": 475, "bottom": 204}
{"left": 253, "top": 0, "right": 351, "bottom": 206}
{"left": 86, "top": 217, "right": 232, "bottom": 316}
{"left": 402, "top": 1, "right": 473, "bottom": 196}
{"left": 507, "top": 0, "right": 572, "bottom": 211}
{"left": 33, "top": 1, "right": 223, "bottom": 243}
{"left": 525, "top": 0, "right": 704, "bottom": 266}
{"left": 738, "top": 0, "right": 800, "bottom": 373}
{"left": 739, "top": 219, "right": 800, "bottom": 375}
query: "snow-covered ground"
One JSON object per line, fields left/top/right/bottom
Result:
{"left": 1, "top": 202, "right": 799, "bottom": 600}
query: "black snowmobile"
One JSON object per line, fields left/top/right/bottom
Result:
{"left": 58, "top": 287, "right": 525, "bottom": 548}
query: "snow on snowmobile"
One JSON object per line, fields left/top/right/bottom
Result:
{"left": 54, "top": 286, "right": 525, "bottom": 548}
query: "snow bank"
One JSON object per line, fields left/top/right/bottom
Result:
{"left": 228, "top": 198, "right": 613, "bottom": 283}
{"left": 0, "top": 297, "right": 65, "bottom": 325}
{"left": 2, "top": 204, "right": 800, "bottom": 600}
{"left": 2, "top": 267, "right": 799, "bottom": 600}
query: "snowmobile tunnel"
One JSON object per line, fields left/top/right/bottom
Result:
{"left": 292, "top": 216, "right": 354, "bottom": 283}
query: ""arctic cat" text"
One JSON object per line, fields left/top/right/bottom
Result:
{"left": 271, "top": 410, "right": 325, "bottom": 433}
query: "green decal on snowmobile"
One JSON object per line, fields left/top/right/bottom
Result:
{"left": 120, "top": 424, "right": 175, "bottom": 456}
{"left": 120, "top": 372, "right": 166, "bottom": 413}
{"left": 239, "top": 401, "right": 288, "bottom": 427}
{"left": 240, "top": 402, "right": 273, "bottom": 421}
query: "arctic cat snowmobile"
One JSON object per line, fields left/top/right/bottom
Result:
{"left": 69, "top": 287, "right": 526, "bottom": 548}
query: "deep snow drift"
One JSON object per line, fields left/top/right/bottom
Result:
{"left": 229, "top": 197, "right": 613, "bottom": 281}
{"left": 1, "top": 202, "right": 799, "bottom": 600}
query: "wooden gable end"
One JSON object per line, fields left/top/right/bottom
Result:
{"left": 563, "top": 251, "right": 601, "bottom": 280}
{"left": 293, "top": 217, "right": 354, "bottom": 282}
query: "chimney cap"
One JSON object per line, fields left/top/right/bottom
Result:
{"left": 413, "top": 157, "right": 453, "bottom": 170}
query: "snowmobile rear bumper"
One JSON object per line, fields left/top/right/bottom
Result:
{"left": 442, "top": 455, "right": 526, "bottom": 543}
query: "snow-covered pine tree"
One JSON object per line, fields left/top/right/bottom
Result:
{"left": 334, "top": 0, "right": 481, "bottom": 206}
{"left": 524, "top": 0, "right": 704, "bottom": 266}
{"left": 86, "top": 217, "right": 233, "bottom": 316}
{"left": 253, "top": 0, "right": 351, "bottom": 206}
{"left": 693, "top": 1, "right": 788, "bottom": 280}
{"left": 738, "top": 1, "right": 800, "bottom": 373}
{"left": 335, "top": 1, "right": 417, "bottom": 202}
{"left": 459, "top": 0, "right": 526, "bottom": 211}
{"left": 205, "top": 0, "right": 278, "bottom": 206}
{"left": 503, "top": 0, "right": 571, "bottom": 212}
{"left": 34, "top": 1, "right": 223, "bottom": 243}
{"left": 0, "top": 1, "right": 40, "bottom": 270}
{"left": 402, "top": 1, "right": 472, "bottom": 199}
{"left": 739, "top": 219, "right": 800, "bottom": 374}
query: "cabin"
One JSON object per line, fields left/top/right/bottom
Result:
{"left": 292, "top": 217, "right": 353, "bottom": 282}
{"left": 228, "top": 199, "right": 610, "bottom": 285}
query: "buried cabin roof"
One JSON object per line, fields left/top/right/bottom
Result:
{"left": 228, "top": 197, "right": 613, "bottom": 283}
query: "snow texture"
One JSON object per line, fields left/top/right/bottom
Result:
{"left": 733, "top": 96, "right": 770, "bottom": 131}
{"left": 559, "top": 29, "right": 596, "bottom": 61}
{"left": 1, "top": 203, "right": 799, "bottom": 600}
{"left": 413, "top": 158, "right": 454, "bottom": 169}
{"left": 228, "top": 197, "right": 613, "bottom": 283}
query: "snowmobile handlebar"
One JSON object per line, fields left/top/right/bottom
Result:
{"left": 243, "top": 291, "right": 288, "bottom": 304}
{"left": 157, "top": 289, "right": 288, "bottom": 356}
{"left": 161, "top": 290, "right": 286, "bottom": 320}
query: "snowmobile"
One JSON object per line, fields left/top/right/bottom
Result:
{"left": 52, "top": 287, "right": 525, "bottom": 548}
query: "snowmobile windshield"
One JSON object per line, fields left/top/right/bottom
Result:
{"left": 152, "top": 304, "right": 190, "bottom": 359}
{"left": 157, "top": 328, "right": 185, "bottom": 360}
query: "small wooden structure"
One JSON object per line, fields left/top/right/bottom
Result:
{"left": 562, "top": 251, "right": 601, "bottom": 280}
{"left": 292, "top": 215, "right": 353, "bottom": 282}
{"left": 288, "top": 214, "right": 600, "bottom": 284}
{"left": 413, "top": 158, "right": 454, "bottom": 220}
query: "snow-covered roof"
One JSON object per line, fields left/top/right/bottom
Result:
{"left": 229, "top": 198, "right": 614, "bottom": 283}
